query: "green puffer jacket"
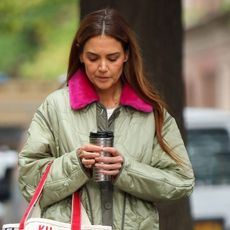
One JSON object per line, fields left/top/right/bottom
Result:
{"left": 18, "top": 70, "right": 194, "bottom": 230}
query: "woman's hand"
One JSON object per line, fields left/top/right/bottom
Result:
{"left": 95, "top": 147, "right": 123, "bottom": 177}
{"left": 77, "top": 145, "right": 123, "bottom": 177}
{"left": 77, "top": 144, "right": 101, "bottom": 169}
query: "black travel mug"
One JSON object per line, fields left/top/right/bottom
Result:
{"left": 89, "top": 131, "right": 114, "bottom": 182}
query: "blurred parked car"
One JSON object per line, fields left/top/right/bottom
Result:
{"left": 184, "top": 107, "right": 230, "bottom": 230}
{"left": 0, "top": 126, "right": 24, "bottom": 150}
{"left": 0, "top": 147, "right": 18, "bottom": 225}
{"left": 0, "top": 127, "right": 27, "bottom": 226}
{"left": 0, "top": 147, "right": 18, "bottom": 201}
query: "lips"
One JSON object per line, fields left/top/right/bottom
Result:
{"left": 96, "top": 76, "right": 111, "bottom": 81}
{"left": 96, "top": 75, "right": 110, "bottom": 78}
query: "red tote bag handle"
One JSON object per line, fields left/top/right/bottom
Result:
{"left": 19, "top": 162, "right": 81, "bottom": 230}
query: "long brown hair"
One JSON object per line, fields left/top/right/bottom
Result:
{"left": 67, "top": 8, "right": 181, "bottom": 164}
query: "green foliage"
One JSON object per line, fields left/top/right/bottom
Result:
{"left": 220, "top": 0, "right": 230, "bottom": 12}
{"left": 183, "top": 0, "right": 230, "bottom": 28}
{"left": 0, "top": 0, "right": 79, "bottom": 80}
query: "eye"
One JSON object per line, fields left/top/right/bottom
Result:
{"left": 86, "top": 53, "right": 99, "bottom": 62}
{"left": 88, "top": 57, "right": 98, "bottom": 62}
{"left": 107, "top": 54, "right": 120, "bottom": 62}
{"left": 108, "top": 58, "right": 117, "bottom": 62}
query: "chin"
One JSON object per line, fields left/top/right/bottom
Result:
{"left": 94, "top": 82, "right": 113, "bottom": 90}
{"left": 96, "top": 85, "right": 114, "bottom": 91}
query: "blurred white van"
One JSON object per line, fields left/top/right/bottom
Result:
{"left": 184, "top": 107, "right": 230, "bottom": 230}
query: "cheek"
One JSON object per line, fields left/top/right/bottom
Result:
{"left": 84, "top": 62, "right": 97, "bottom": 75}
{"left": 112, "top": 61, "right": 125, "bottom": 74}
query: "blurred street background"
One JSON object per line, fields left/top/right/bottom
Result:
{"left": 1, "top": 0, "right": 230, "bottom": 229}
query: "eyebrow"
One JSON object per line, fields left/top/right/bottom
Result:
{"left": 86, "top": 51, "right": 121, "bottom": 56}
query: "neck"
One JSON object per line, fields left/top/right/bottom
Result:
{"left": 97, "top": 83, "right": 122, "bottom": 109}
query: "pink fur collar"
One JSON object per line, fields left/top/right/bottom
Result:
{"left": 69, "top": 69, "right": 153, "bottom": 112}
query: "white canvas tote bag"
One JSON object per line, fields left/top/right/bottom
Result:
{"left": 2, "top": 163, "right": 112, "bottom": 230}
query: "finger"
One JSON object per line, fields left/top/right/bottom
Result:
{"left": 82, "top": 144, "right": 103, "bottom": 152}
{"left": 84, "top": 165, "right": 93, "bottom": 168}
{"left": 78, "top": 149, "right": 100, "bottom": 159}
{"left": 96, "top": 155, "right": 123, "bottom": 164}
{"left": 82, "top": 158, "right": 96, "bottom": 164}
{"left": 81, "top": 158, "right": 95, "bottom": 168}
{"left": 95, "top": 162, "right": 122, "bottom": 170}
{"left": 102, "top": 147, "right": 120, "bottom": 157}
{"left": 98, "top": 169, "right": 120, "bottom": 176}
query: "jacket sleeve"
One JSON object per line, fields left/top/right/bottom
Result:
{"left": 114, "top": 110, "right": 195, "bottom": 202}
{"left": 18, "top": 95, "right": 90, "bottom": 209}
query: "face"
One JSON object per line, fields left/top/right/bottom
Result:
{"left": 80, "top": 35, "right": 128, "bottom": 93}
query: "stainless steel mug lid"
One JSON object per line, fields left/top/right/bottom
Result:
{"left": 89, "top": 131, "right": 114, "bottom": 138}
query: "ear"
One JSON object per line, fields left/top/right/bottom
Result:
{"left": 124, "top": 51, "right": 129, "bottom": 62}
{"left": 79, "top": 53, "right": 83, "bottom": 63}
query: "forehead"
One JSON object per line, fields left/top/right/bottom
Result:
{"left": 83, "top": 35, "right": 124, "bottom": 53}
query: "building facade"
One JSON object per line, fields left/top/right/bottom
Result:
{"left": 184, "top": 11, "right": 230, "bottom": 110}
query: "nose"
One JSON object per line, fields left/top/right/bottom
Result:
{"left": 98, "top": 59, "right": 108, "bottom": 72}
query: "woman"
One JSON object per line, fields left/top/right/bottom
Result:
{"left": 19, "top": 8, "right": 194, "bottom": 230}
